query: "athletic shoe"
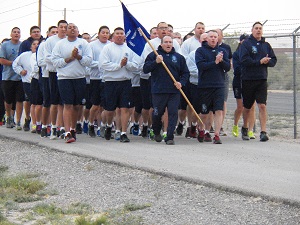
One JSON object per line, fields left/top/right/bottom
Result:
{"left": 31, "top": 124, "right": 37, "bottom": 133}
{"left": 41, "top": 127, "right": 47, "bottom": 138}
{"left": 65, "top": 132, "right": 75, "bottom": 143}
{"left": 165, "top": 139, "right": 175, "bottom": 145}
{"left": 154, "top": 134, "right": 163, "bottom": 142}
{"left": 131, "top": 124, "right": 139, "bottom": 136}
{"left": 57, "top": 128, "right": 65, "bottom": 139}
{"left": 189, "top": 125, "right": 197, "bottom": 138}
{"left": 185, "top": 127, "right": 191, "bottom": 139}
{"left": 88, "top": 124, "right": 95, "bottom": 137}
{"left": 47, "top": 125, "right": 51, "bottom": 136}
{"left": 36, "top": 125, "right": 42, "bottom": 134}
{"left": 96, "top": 128, "right": 101, "bottom": 137}
{"left": 115, "top": 131, "right": 121, "bottom": 140}
{"left": 83, "top": 121, "right": 88, "bottom": 134}
{"left": 175, "top": 123, "right": 184, "bottom": 135}
{"left": 149, "top": 128, "right": 155, "bottom": 140}
{"left": 232, "top": 125, "right": 239, "bottom": 137}
{"left": 76, "top": 123, "right": 82, "bottom": 134}
{"left": 100, "top": 126, "right": 105, "bottom": 138}
{"left": 260, "top": 131, "right": 269, "bottom": 142}
{"left": 209, "top": 126, "right": 214, "bottom": 133}
{"left": 197, "top": 129, "right": 205, "bottom": 142}
{"left": 23, "top": 117, "right": 31, "bottom": 131}
{"left": 219, "top": 127, "right": 227, "bottom": 136}
{"left": 241, "top": 127, "right": 250, "bottom": 140}
{"left": 6, "top": 116, "right": 13, "bottom": 128}
{"left": 120, "top": 133, "right": 130, "bottom": 142}
{"left": 70, "top": 129, "right": 76, "bottom": 140}
{"left": 104, "top": 126, "right": 112, "bottom": 140}
{"left": 204, "top": 132, "right": 212, "bottom": 142}
{"left": 141, "top": 125, "right": 148, "bottom": 138}
{"left": 16, "top": 122, "right": 22, "bottom": 131}
{"left": 162, "top": 133, "right": 167, "bottom": 140}
{"left": 248, "top": 131, "right": 256, "bottom": 139}
{"left": 213, "top": 135, "right": 222, "bottom": 144}
{"left": 50, "top": 128, "right": 57, "bottom": 140}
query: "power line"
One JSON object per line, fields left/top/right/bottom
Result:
{"left": 0, "top": 12, "right": 36, "bottom": 24}
{"left": 0, "top": 2, "right": 36, "bottom": 15}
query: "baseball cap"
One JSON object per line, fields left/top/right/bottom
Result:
{"left": 239, "top": 34, "right": 249, "bottom": 41}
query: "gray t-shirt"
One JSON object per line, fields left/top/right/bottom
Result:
{"left": 0, "top": 40, "right": 21, "bottom": 81}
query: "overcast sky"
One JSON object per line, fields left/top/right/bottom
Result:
{"left": 1, "top": 0, "right": 299, "bottom": 41}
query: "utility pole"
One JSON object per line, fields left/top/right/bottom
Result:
{"left": 38, "top": 0, "right": 42, "bottom": 29}
{"left": 64, "top": 8, "right": 66, "bottom": 20}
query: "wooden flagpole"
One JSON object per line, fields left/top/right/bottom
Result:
{"left": 138, "top": 28, "right": 204, "bottom": 126}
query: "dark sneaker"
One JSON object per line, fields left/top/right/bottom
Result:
{"left": 36, "top": 125, "right": 42, "bottom": 134}
{"left": 41, "top": 127, "right": 47, "bottom": 138}
{"left": 204, "top": 132, "right": 212, "bottom": 142}
{"left": 47, "top": 125, "right": 51, "bottom": 136}
{"left": 83, "top": 121, "right": 88, "bottom": 134}
{"left": 70, "top": 129, "right": 76, "bottom": 140}
{"left": 154, "top": 134, "right": 163, "bottom": 142}
{"left": 115, "top": 131, "right": 121, "bottom": 140}
{"left": 131, "top": 124, "right": 139, "bottom": 136}
{"left": 165, "top": 139, "right": 175, "bottom": 145}
{"left": 176, "top": 123, "right": 184, "bottom": 135}
{"left": 189, "top": 125, "right": 197, "bottom": 138}
{"left": 59, "top": 128, "right": 66, "bottom": 139}
{"left": 185, "top": 127, "right": 191, "bottom": 139}
{"left": 213, "top": 135, "right": 222, "bottom": 144}
{"left": 197, "top": 129, "right": 205, "bottom": 142}
{"left": 23, "top": 117, "right": 31, "bottom": 131}
{"left": 50, "top": 128, "right": 57, "bottom": 140}
{"left": 104, "top": 126, "right": 112, "bottom": 140}
{"left": 76, "top": 123, "right": 82, "bottom": 134}
{"left": 65, "top": 132, "right": 75, "bottom": 143}
{"left": 209, "top": 126, "right": 214, "bottom": 133}
{"left": 6, "top": 116, "right": 13, "bottom": 128}
{"left": 141, "top": 125, "right": 148, "bottom": 138}
{"left": 88, "top": 124, "right": 96, "bottom": 137}
{"left": 260, "top": 131, "right": 269, "bottom": 142}
{"left": 120, "top": 133, "right": 130, "bottom": 143}
{"left": 241, "top": 127, "right": 250, "bottom": 140}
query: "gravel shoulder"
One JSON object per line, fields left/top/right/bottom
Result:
{"left": 1, "top": 137, "right": 300, "bottom": 225}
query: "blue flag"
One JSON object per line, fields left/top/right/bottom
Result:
{"left": 121, "top": 2, "right": 150, "bottom": 56}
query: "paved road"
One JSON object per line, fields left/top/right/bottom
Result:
{"left": 1, "top": 125, "right": 299, "bottom": 206}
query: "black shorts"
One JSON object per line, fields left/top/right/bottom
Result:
{"left": 41, "top": 77, "right": 51, "bottom": 107}
{"left": 30, "top": 78, "right": 43, "bottom": 105}
{"left": 131, "top": 86, "right": 142, "bottom": 114}
{"left": 232, "top": 86, "right": 242, "bottom": 99}
{"left": 1, "top": 80, "right": 25, "bottom": 103}
{"left": 179, "top": 80, "right": 191, "bottom": 110}
{"left": 190, "top": 83, "right": 200, "bottom": 114}
{"left": 104, "top": 80, "right": 132, "bottom": 111}
{"left": 195, "top": 87, "right": 225, "bottom": 114}
{"left": 140, "top": 78, "right": 152, "bottom": 110}
{"left": 58, "top": 78, "right": 86, "bottom": 105}
{"left": 89, "top": 79, "right": 102, "bottom": 106}
{"left": 23, "top": 82, "right": 31, "bottom": 102}
{"left": 242, "top": 80, "right": 267, "bottom": 109}
{"left": 85, "top": 83, "right": 92, "bottom": 109}
{"left": 49, "top": 72, "right": 61, "bottom": 105}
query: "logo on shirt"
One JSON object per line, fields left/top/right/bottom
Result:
{"left": 252, "top": 46, "right": 257, "bottom": 54}
{"left": 78, "top": 45, "right": 83, "bottom": 50}
{"left": 172, "top": 55, "right": 177, "bottom": 63}
{"left": 202, "top": 104, "right": 208, "bottom": 113}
